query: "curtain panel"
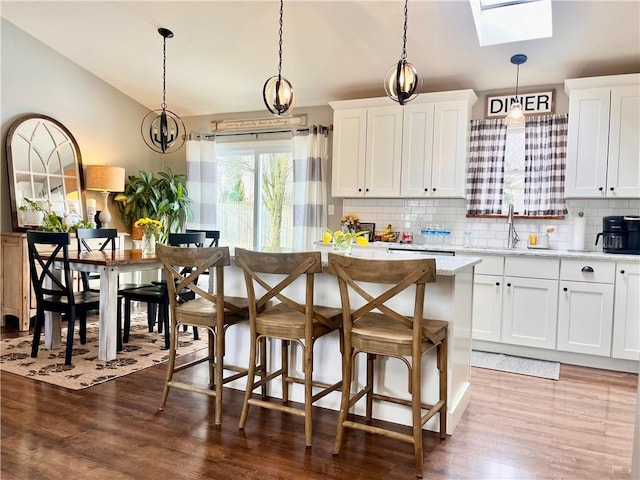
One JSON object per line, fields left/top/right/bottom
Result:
{"left": 466, "top": 119, "right": 507, "bottom": 215}
{"left": 292, "top": 125, "right": 329, "bottom": 250}
{"left": 186, "top": 134, "right": 217, "bottom": 230}
{"left": 524, "top": 114, "right": 569, "bottom": 216}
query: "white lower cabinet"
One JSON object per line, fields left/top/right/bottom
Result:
{"left": 612, "top": 262, "right": 640, "bottom": 360}
{"left": 500, "top": 257, "right": 560, "bottom": 350}
{"left": 471, "top": 274, "right": 503, "bottom": 342}
{"left": 557, "top": 260, "right": 615, "bottom": 356}
{"left": 502, "top": 276, "right": 559, "bottom": 349}
{"left": 557, "top": 281, "right": 614, "bottom": 356}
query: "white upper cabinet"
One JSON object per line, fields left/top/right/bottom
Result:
{"left": 565, "top": 75, "right": 640, "bottom": 198}
{"left": 331, "top": 90, "right": 476, "bottom": 198}
{"left": 401, "top": 100, "right": 471, "bottom": 198}
{"left": 331, "top": 105, "right": 402, "bottom": 197}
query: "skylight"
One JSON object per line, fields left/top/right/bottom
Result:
{"left": 469, "top": 0, "right": 553, "bottom": 46}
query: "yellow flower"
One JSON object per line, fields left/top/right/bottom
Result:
{"left": 134, "top": 217, "right": 162, "bottom": 236}
{"left": 323, "top": 227, "right": 369, "bottom": 247}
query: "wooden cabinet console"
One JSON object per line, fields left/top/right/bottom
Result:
{"left": 1, "top": 233, "right": 33, "bottom": 331}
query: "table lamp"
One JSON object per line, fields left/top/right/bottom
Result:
{"left": 84, "top": 165, "right": 125, "bottom": 228}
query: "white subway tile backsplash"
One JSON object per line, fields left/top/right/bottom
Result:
{"left": 342, "top": 198, "right": 639, "bottom": 251}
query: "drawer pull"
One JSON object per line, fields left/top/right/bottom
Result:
{"left": 581, "top": 266, "right": 594, "bottom": 273}
{"left": 563, "top": 287, "right": 568, "bottom": 292}
{"left": 506, "top": 283, "right": 512, "bottom": 287}
{"left": 495, "top": 282, "right": 500, "bottom": 286}
{"left": 620, "top": 269, "right": 625, "bottom": 274}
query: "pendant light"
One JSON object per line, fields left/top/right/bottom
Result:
{"left": 504, "top": 54, "right": 528, "bottom": 127}
{"left": 384, "top": 0, "right": 422, "bottom": 105}
{"left": 141, "top": 27, "right": 185, "bottom": 154}
{"left": 263, "top": 0, "right": 295, "bottom": 117}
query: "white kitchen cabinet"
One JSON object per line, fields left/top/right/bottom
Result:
{"left": 331, "top": 90, "right": 476, "bottom": 198}
{"left": 501, "top": 257, "right": 559, "bottom": 350}
{"left": 401, "top": 99, "right": 470, "bottom": 198}
{"left": 330, "top": 104, "right": 402, "bottom": 197}
{"left": 471, "top": 274, "right": 503, "bottom": 342}
{"left": 612, "top": 262, "right": 640, "bottom": 360}
{"left": 557, "top": 260, "right": 615, "bottom": 356}
{"left": 565, "top": 75, "right": 640, "bottom": 198}
{"left": 463, "top": 254, "right": 504, "bottom": 342}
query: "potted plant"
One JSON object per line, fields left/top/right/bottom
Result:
{"left": 114, "top": 170, "right": 160, "bottom": 240}
{"left": 115, "top": 168, "right": 193, "bottom": 243}
{"left": 155, "top": 168, "right": 193, "bottom": 243}
{"left": 18, "top": 198, "right": 45, "bottom": 226}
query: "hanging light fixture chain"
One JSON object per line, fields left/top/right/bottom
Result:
{"left": 161, "top": 33, "right": 167, "bottom": 109}
{"left": 401, "top": 0, "right": 408, "bottom": 60}
{"left": 277, "top": 0, "right": 284, "bottom": 78}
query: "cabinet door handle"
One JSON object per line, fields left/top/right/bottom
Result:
{"left": 598, "top": 187, "right": 604, "bottom": 191}
{"left": 563, "top": 287, "right": 568, "bottom": 292}
{"left": 506, "top": 282, "right": 512, "bottom": 287}
{"left": 365, "top": 188, "right": 369, "bottom": 192}
{"left": 495, "top": 282, "right": 500, "bottom": 286}
{"left": 424, "top": 188, "right": 428, "bottom": 192}
{"left": 610, "top": 187, "right": 615, "bottom": 191}
{"left": 432, "top": 188, "right": 436, "bottom": 192}
{"left": 358, "top": 188, "right": 362, "bottom": 192}
{"left": 581, "top": 266, "right": 594, "bottom": 273}
{"left": 620, "top": 269, "right": 625, "bottom": 274}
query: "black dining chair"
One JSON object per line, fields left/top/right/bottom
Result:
{"left": 27, "top": 231, "right": 101, "bottom": 366}
{"left": 75, "top": 228, "right": 156, "bottom": 350}
{"left": 186, "top": 229, "right": 220, "bottom": 247}
{"left": 119, "top": 232, "right": 206, "bottom": 349}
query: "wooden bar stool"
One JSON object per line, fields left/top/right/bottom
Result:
{"left": 235, "top": 248, "right": 343, "bottom": 447}
{"left": 327, "top": 253, "right": 448, "bottom": 478}
{"left": 155, "top": 244, "right": 250, "bottom": 425}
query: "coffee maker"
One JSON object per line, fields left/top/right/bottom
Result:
{"left": 595, "top": 216, "right": 640, "bottom": 254}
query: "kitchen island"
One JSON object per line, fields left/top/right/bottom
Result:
{"left": 220, "top": 248, "right": 480, "bottom": 435}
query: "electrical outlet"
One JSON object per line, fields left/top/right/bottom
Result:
{"left": 328, "top": 204, "right": 335, "bottom": 215}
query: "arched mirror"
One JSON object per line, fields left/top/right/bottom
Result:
{"left": 6, "top": 114, "right": 85, "bottom": 231}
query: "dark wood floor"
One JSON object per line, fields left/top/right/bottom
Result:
{"left": 1, "top": 326, "right": 637, "bottom": 480}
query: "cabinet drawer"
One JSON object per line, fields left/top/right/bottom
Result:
{"left": 504, "top": 257, "right": 559, "bottom": 279}
{"left": 471, "top": 255, "right": 504, "bottom": 276}
{"left": 560, "top": 259, "right": 615, "bottom": 283}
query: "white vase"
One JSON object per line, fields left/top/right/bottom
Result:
{"left": 142, "top": 233, "right": 156, "bottom": 256}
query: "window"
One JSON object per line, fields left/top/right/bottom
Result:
{"left": 215, "top": 138, "right": 293, "bottom": 249}
{"left": 466, "top": 114, "right": 568, "bottom": 217}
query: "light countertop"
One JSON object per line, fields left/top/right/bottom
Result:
{"left": 365, "top": 242, "right": 640, "bottom": 262}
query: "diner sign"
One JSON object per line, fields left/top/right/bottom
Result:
{"left": 485, "top": 90, "right": 555, "bottom": 118}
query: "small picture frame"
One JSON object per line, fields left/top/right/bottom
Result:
{"left": 357, "top": 222, "right": 375, "bottom": 242}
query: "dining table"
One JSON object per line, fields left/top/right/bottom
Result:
{"left": 46, "top": 248, "right": 161, "bottom": 361}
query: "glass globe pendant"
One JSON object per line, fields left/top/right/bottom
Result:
{"left": 384, "top": 59, "right": 422, "bottom": 105}
{"left": 385, "top": 0, "right": 422, "bottom": 105}
{"left": 263, "top": 0, "right": 295, "bottom": 117}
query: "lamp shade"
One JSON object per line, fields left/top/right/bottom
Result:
{"left": 85, "top": 165, "right": 125, "bottom": 192}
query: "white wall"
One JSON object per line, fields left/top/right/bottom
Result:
{"left": 1, "top": 19, "right": 164, "bottom": 233}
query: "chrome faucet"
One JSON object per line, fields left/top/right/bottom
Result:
{"left": 506, "top": 203, "right": 520, "bottom": 249}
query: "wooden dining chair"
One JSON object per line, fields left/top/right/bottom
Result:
{"left": 234, "top": 248, "right": 343, "bottom": 447}
{"left": 327, "top": 253, "right": 448, "bottom": 478}
{"left": 27, "top": 231, "right": 100, "bottom": 366}
{"left": 155, "top": 244, "right": 250, "bottom": 425}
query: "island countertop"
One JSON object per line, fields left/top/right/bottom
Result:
{"left": 316, "top": 245, "right": 481, "bottom": 276}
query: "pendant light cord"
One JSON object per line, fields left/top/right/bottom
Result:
{"left": 277, "top": 0, "right": 284, "bottom": 80}
{"left": 162, "top": 34, "right": 167, "bottom": 110}
{"left": 401, "top": 0, "right": 408, "bottom": 60}
{"left": 514, "top": 63, "right": 520, "bottom": 99}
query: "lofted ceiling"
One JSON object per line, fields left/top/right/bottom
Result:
{"left": 2, "top": 0, "right": 639, "bottom": 117}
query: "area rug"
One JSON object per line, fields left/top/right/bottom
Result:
{"left": 0, "top": 314, "right": 208, "bottom": 390}
{"left": 471, "top": 350, "right": 560, "bottom": 380}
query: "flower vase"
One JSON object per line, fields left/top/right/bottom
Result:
{"left": 142, "top": 233, "right": 156, "bottom": 256}
{"left": 333, "top": 237, "right": 353, "bottom": 255}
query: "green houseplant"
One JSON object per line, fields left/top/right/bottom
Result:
{"left": 115, "top": 168, "right": 193, "bottom": 243}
